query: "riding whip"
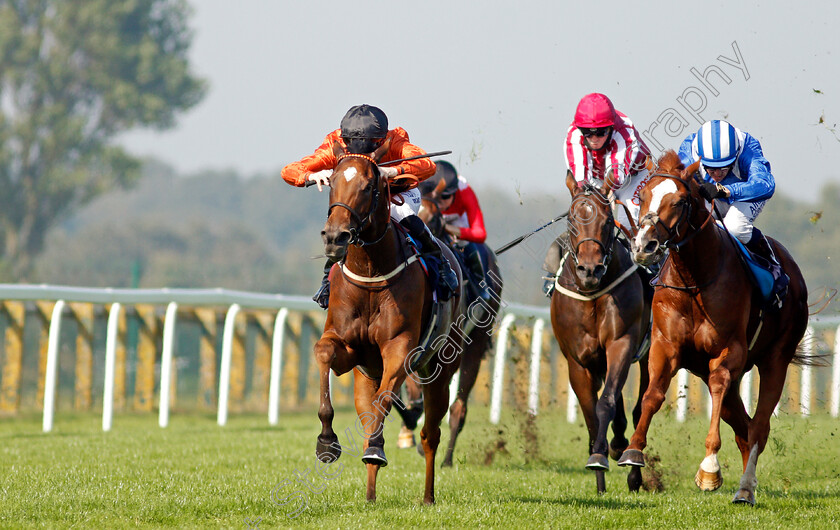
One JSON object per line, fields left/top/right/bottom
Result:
{"left": 494, "top": 211, "right": 570, "bottom": 255}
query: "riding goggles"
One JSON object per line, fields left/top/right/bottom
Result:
{"left": 579, "top": 127, "right": 611, "bottom": 138}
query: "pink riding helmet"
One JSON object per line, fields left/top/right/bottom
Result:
{"left": 573, "top": 93, "right": 617, "bottom": 129}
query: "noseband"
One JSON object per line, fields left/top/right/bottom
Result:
{"left": 327, "top": 153, "right": 391, "bottom": 247}
{"left": 637, "top": 173, "right": 713, "bottom": 251}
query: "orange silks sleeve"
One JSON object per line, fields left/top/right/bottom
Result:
{"left": 280, "top": 130, "right": 342, "bottom": 187}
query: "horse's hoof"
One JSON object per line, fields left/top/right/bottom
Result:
{"left": 694, "top": 468, "right": 723, "bottom": 491}
{"left": 627, "top": 467, "right": 643, "bottom": 492}
{"left": 609, "top": 438, "right": 629, "bottom": 461}
{"left": 361, "top": 446, "right": 388, "bottom": 467}
{"left": 617, "top": 449, "right": 645, "bottom": 467}
{"left": 732, "top": 488, "right": 756, "bottom": 506}
{"left": 397, "top": 427, "right": 416, "bottom": 449}
{"left": 416, "top": 441, "right": 426, "bottom": 457}
{"left": 316, "top": 434, "right": 341, "bottom": 463}
{"left": 586, "top": 453, "right": 609, "bottom": 471}
{"left": 401, "top": 407, "right": 424, "bottom": 431}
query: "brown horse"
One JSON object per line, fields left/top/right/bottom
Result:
{"left": 549, "top": 172, "right": 650, "bottom": 494}
{"left": 415, "top": 188, "right": 504, "bottom": 467}
{"left": 314, "top": 140, "right": 464, "bottom": 504}
{"left": 619, "top": 151, "right": 809, "bottom": 505}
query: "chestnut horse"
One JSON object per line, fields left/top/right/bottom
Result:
{"left": 619, "top": 151, "right": 809, "bottom": 505}
{"left": 549, "top": 173, "right": 650, "bottom": 494}
{"left": 315, "top": 140, "right": 464, "bottom": 504}
{"left": 415, "top": 188, "right": 504, "bottom": 467}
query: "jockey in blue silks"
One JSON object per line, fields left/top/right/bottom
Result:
{"left": 678, "top": 119, "right": 788, "bottom": 304}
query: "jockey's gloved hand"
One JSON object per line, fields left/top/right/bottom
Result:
{"left": 379, "top": 166, "right": 399, "bottom": 178}
{"left": 699, "top": 181, "right": 727, "bottom": 201}
{"left": 307, "top": 170, "right": 332, "bottom": 191}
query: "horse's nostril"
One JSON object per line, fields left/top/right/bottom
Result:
{"left": 644, "top": 240, "right": 659, "bottom": 254}
{"left": 593, "top": 265, "right": 606, "bottom": 278}
{"left": 335, "top": 231, "right": 352, "bottom": 246}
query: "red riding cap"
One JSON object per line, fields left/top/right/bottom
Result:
{"left": 573, "top": 93, "right": 617, "bottom": 129}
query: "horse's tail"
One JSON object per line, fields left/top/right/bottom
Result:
{"left": 790, "top": 337, "right": 832, "bottom": 367}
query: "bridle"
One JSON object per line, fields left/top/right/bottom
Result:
{"left": 567, "top": 185, "right": 617, "bottom": 270}
{"left": 639, "top": 171, "right": 722, "bottom": 292}
{"left": 327, "top": 153, "right": 391, "bottom": 247}
{"left": 637, "top": 172, "right": 714, "bottom": 251}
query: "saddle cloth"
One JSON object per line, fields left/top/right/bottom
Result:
{"left": 730, "top": 238, "right": 777, "bottom": 302}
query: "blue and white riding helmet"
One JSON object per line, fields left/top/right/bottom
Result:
{"left": 697, "top": 120, "right": 741, "bottom": 167}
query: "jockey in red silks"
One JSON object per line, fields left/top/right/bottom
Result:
{"left": 282, "top": 104, "right": 458, "bottom": 309}
{"left": 418, "top": 160, "right": 492, "bottom": 301}
{"left": 565, "top": 93, "right": 652, "bottom": 230}
{"left": 543, "top": 93, "right": 652, "bottom": 296}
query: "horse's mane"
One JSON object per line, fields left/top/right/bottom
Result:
{"left": 656, "top": 150, "right": 685, "bottom": 174}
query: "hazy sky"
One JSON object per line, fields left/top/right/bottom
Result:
{"left": 120, "top": 1, "right": 840, "bottom": 202}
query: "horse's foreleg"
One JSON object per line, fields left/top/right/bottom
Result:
{"left": 351, "top": 369, "right": 384, "bottom": 502}
{"left": 720, "top": 385, "right": 751, "bottom": 469}
{"left": 695, "top": 361, "right": 735, "bottom": 492}
{"left": 314, "top": 337, "right": 343, "bottom": 463}
{"left": 619, "top": 340, "right": 677, "bottom": 468}
{"left": 566, "top": 355, "right": 605, "bottom": 494}
{"left": 442, "top": 340, "right": 483, "bottom": 467}
{"left": 594, "top": 338, "right": 635, "bottom": 466}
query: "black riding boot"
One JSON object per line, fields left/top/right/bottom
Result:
{"left": 745, "top": 228, "right": 789, "bottom": 307}
{"left": 541, "top": 236, "right": 565, "bottom": 297}
{"left": 312, "top": 259, "right": 334, "bottom": 310}
{"left": 400, "top": 215, "right": 459, "bottom": 301}
{"left": 464, "top": 243, "right": 491, "bottom": 301}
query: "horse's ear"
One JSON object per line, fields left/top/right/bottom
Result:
{"left": 433, "top": 177, "right": 446, "bottom": 198}
{"left": 332, "top": 140, "right": 345, "bottom": 158}
{"left": 601, "top": 169, "right": 616, "bottom": 196}
{"left": 682, "top": 160, "right": 703, "bottom": 183}
{"left": 565, "top": 170, "right": 578, "bottom": 196}
{"left": 372, "top": 136, "right": 391, "bottom": 163}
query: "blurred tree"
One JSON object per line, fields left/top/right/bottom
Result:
{"left": 0, "top": 0, "right": 205, "bottom": 279}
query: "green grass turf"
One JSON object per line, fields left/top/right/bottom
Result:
{"left": 0, "top": 405, "right": 838, "bottom": 529}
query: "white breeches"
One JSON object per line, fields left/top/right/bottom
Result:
{"left": 612, "top": 168, "right": 651, "bottom": 231}
{"left": 389, "top": 188, "right": 421, "bottom": 221}
{"left": 712, "top": 199, "right": 767, "bottom": 243}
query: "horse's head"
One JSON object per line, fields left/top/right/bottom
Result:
{"left": 321, "top": 139, "right": 391, "bottom": 261}
{"left": 632, "top": 150, "right": 704, "bottom": 266}
{"left": 417, "top": 178, "right": 447, "bottom": 239}
{"left": 565, "top": 171, "right": 616, "bottom": 291}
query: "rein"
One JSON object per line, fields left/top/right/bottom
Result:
{"left": 554, "top": 253, "right": 639, "bottom": 301}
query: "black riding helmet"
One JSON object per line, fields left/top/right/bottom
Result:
{"left": 340, "top": 104, "right": 388, "bottom": 154}
{"left": 418, "top": 160, "right": 459, "bottom": 197}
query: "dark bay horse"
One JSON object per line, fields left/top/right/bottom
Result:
{"left": 619, "top": 151, "right": 809, "bottom": 505}
{"left": 549, "top": 172, "right": 649, "bottom": 494}
{"left": 415, "top": 185, "right": 504, "bottom": 467}
{"left": 315, "top": 140, "right": 464, "bottom": 504}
